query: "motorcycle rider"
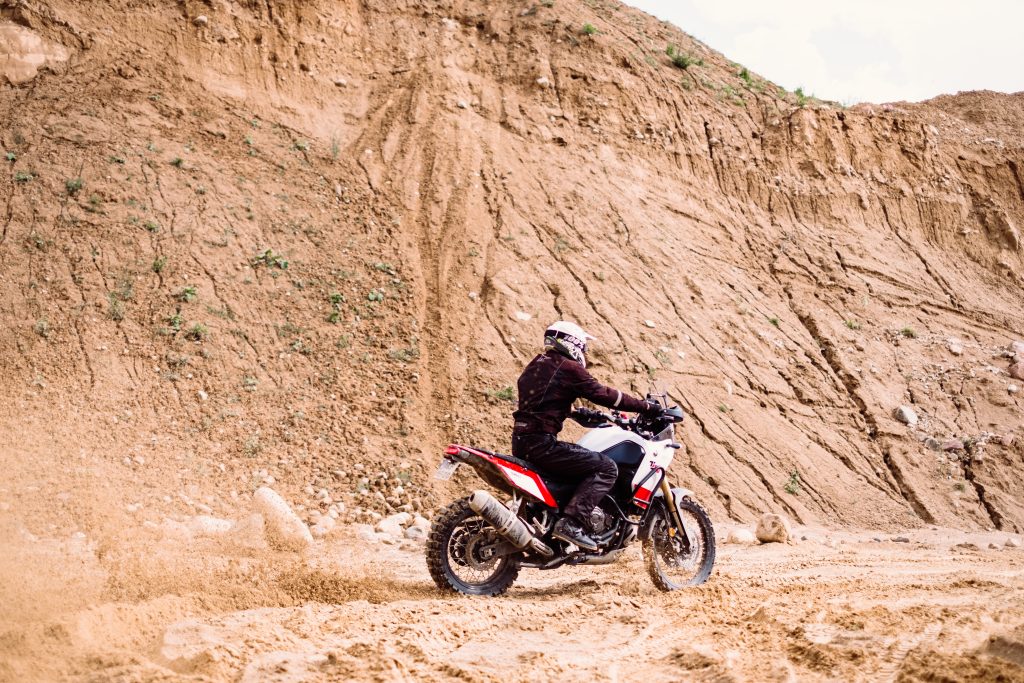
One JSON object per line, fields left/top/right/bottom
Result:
{"left": 511, "top": 321, "right": 663, "bottom": 551}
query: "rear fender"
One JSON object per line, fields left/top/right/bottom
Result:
{"left": 446, "top": 445, "right": 558, "bottom": 508}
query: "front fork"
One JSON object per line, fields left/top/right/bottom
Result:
{"left": 659, "top": 477, "right": 690, "bottom": 549}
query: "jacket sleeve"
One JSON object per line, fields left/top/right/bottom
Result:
{"left": 565, "top": 362, "right": 648, "bottom": 412}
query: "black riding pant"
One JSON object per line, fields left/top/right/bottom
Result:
{"left": 511, "top": 433, "right": 617, "bottom": 525}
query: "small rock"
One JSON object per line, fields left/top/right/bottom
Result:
{"left": 253, "top": 487, "right": 314, "bottom": 551}
{"left": 1002, "top": 435, "right": 1016, "bottom": 447}
{"left": 310, "top": 515, "right": 336, "bottom": 538}
{"left": 536, "top": 76, "right": 550, "bottom": 87}
{"left": 942, "top": 439, "right": 965, "bottom": 452}
{"left": 354, "top": 524, "right": 378, "bottom": 543}
{"left": 193, "top": 15, "right": 208, "bottom": 26}
{"left": 514, "top": 310, "right": 532, "bottom": 321}
{"left": 644, "top": 320, "right": 656, "bottom": 329}
{"left": 1009, "top": 363, "right": 1024, "bottom": 381}
{"left": 955, "top": 542, "right": 979, "bottom": 550}
{"left": 924, "top": 437, "right": 942, "bottom": 451}
{"left": 988, "top": 542, "right": 1001, "bottom": 550}
{"left": 412, "top": 514, "right": 431, "bottom": 534}
{"left": 198, "top": 390, "right": 209, "bottom": 401}
{"left": 404, "top": 526, "right": 425, "bottom": 542}
{"left": 755, "top": 513, "right": 791, "bottom": 544}
{"left": 1010, "top": 341, "right": 1024, "bottom": 356}
{"left": 725, "top": 527, "right": 757, "bottom": 544}
{"left": 456, "top": 100, "right": 468, "bottom": 109}
{"left": 947, "top": 341, "right": 964, "bottom": 356}
{"left": 1009, "top": 384, "right": 1020, "bottom": 395}
{"left": 377, "top": 512, "right": 410, "bottom": 537}
{"left": 468, "top": 291, "right": 478, "bottom": 301}
{"left": 893, "top": 406, "right": 918, "bottom": 426}
{"left": 893, "top": 536, "right": 910, "bottom": 543}
{"left": 333, "top": 78, "right": 348, "bottom": 87}
{"left": 1005, "top": 537, "right": 1021, "bottom": 548}
{"left": 188, "top": 515, "right": 233, "bottom": 537}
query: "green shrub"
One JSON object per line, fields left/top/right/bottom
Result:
{"left": 65, "top": 178, "right": 83, "bottom": 195}
{"left": 177, "top": 285, "right": 198, "bottom": 303}
{"left": 582, "top": 23, "right": 598, "bottom": 35}
{"left": 185, "top": 323, "right": 208, "bottom": 341}
{"left": 152, "top": 256, "right": 167, "bottom": 273}
{"left": 492, "top": 386, "right": 516, "bottom": 402}
{"left": 784, "top": 470, "right": 802, "bottom": 495}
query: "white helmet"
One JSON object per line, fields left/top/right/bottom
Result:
{"left": 544, "top": 320, "right": 596, "bottom": 367}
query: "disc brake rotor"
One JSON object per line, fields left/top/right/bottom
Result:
{"left": 463, "top": 534, "right": 499, "bottom": 571}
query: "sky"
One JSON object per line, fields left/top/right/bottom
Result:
{"left": 625, "top": 0, "right": 1024, "bottom": 104}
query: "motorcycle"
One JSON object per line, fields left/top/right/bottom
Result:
{"left": 425, "top": 396, "right": 716, "bottom": 595}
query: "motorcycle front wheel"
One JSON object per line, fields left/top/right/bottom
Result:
{"left": 642, "top": 495, "right": 716, "bottom": 590}
{"left": 426, "top": 497, "right": 521, "bottom": 596}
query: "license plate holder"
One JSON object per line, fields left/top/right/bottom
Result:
{"left": 434, "top": 458, "right": 459, "bottom": 480}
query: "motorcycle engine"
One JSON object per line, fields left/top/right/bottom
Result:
{"left": 589, "top": 507, "right": 609, "bottom": 534}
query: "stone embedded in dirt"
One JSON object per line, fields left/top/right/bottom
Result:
{"left": 187, "top": 515, "right": 232, "bottom": 537}
{"left": 893, "top": 406, "right": 918, "bottom": 426}
{"left": 988, "top": 542, "right": 1001, "bottom": 550}
{"left": 1009, "top": 384, "right": 1020, "bottom": 395}
{"left": 893, "top": 536, "right": 910, "bottom": 543}
{"left": 956, "top": 542, "right": 979, "bottom": 550}
{"left": 404, "top": 526, "right": 425, "bottom": 542}
{"left": 412, "top": 514, "right": 431, "bottom": 534}
{"left": 377, "top": 512, "right": 410, "bottom": 537}
{"left": 513, "top": 310, "right": 532, "bottom": 321}
{"left": 354, "top": 523, "right": 378, "bottom": 544}
{"left": 1002, "top": 435, "right": 1016, "bottom": 447}
{"left": 644, "top": 320, "right": 656, "bottom": 328}
{"left": 1010, "top": 340, "right": 1024, "bottom": 356}
{"left": 755, "top": 513, "right": 791, "bottom": 544}
{"left": 193, "top": 15, "right": 208, "bottom": 26}
{"left": 456, "top": 100, "right": 468, "bottom": 109}
{"left": 253, "top": 487, "right": 313, "bottom": 551}
{"left": 924, "top": 437, "right": 942, "bottom": 451}
{"left": 947, "top": 339, "right": 964, "bottom": 356}
{"left": 333, "top": 77, "right": 348, "bottom": 87}
{"left": 1005, "top": 537, "right": 1021, "bottom": 548}
{"left": 1009, "top": 363, "right": 1024, "bottom": 381}
{"left": 536, "top": 76, "right": 550, "bottom": 87}
{"left": 942, "top": 439, "right": 965, "bottom": 452}
{"left": 725, "top": 527, "right": 757, "bottom": 544}
{"left": 310, "top": 515, "right": 336, "bottom": 539}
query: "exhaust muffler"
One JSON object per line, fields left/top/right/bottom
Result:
{"left": 469, "top": 490, "right": 553, "bottom": 557}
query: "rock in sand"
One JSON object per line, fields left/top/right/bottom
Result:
{"left": 252, "top": 487, "right": 313, "bottom": 551}
{"left": 725, "top": 527, "right": 757, "bottom": 544}
{"left": 755, "top": 513, "right": 791, "bottom": 544}
{"left": 893, "top": 406, "right": 918, "bottom": 426}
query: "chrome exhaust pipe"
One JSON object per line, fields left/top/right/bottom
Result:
{"left": 468, "top": 490, "right": 553, "bottom": 557}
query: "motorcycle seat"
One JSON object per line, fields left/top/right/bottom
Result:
{"left": 466, "top": 446, "right": 574, "bottom": 485}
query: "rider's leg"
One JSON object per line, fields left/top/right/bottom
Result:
{"left": 516, "top": 438, "right": 617, "bottom": 527}
{"left": 539, "top": 441, "right": 618, "bottom": 527}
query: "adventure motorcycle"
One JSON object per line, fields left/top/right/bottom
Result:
{"left": 426, "top": 397, "right": 716, "bottom": 595}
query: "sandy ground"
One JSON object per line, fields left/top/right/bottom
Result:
{"left": 3, "top": 522, "right": 1023, "bottom": 682}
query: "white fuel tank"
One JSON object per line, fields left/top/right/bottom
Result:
{"left": 577, "top": 425, "right": 648, "bottom": 455}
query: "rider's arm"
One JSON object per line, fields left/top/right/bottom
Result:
{"left": 564, "top": 362, "right": 650, "bottom": 412}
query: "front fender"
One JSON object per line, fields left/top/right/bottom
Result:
{"left": 642, "top": 487, "right": 699, "bottom": 549}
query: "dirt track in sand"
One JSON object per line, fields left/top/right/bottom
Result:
{"left": 3, "top": 525, "right": 1024, "bottom": 681}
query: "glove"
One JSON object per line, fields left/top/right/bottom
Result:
{"left": 640, "top": 400, "right": 664, "bottom": 417}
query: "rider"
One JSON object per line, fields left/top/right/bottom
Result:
{"left": 511, "top": 321, "right": 662, "bottom": 551}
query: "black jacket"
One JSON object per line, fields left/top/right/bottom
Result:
{"left": 512, "top": 349, "right": 647, "bottom": 435}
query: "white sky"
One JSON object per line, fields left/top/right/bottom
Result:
{"left": 625, "top": 0, "right": 1024, "bottom": 104}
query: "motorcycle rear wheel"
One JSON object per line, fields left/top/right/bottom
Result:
{"left": 426, "top": 497, "right": 521, "bottom": 596}
{"left": 642, "top": 495, "right": 716, "bottom": 590}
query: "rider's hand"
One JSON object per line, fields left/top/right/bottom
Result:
{"left": 640, "top": 400, "right": 664, "bottom": 417}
